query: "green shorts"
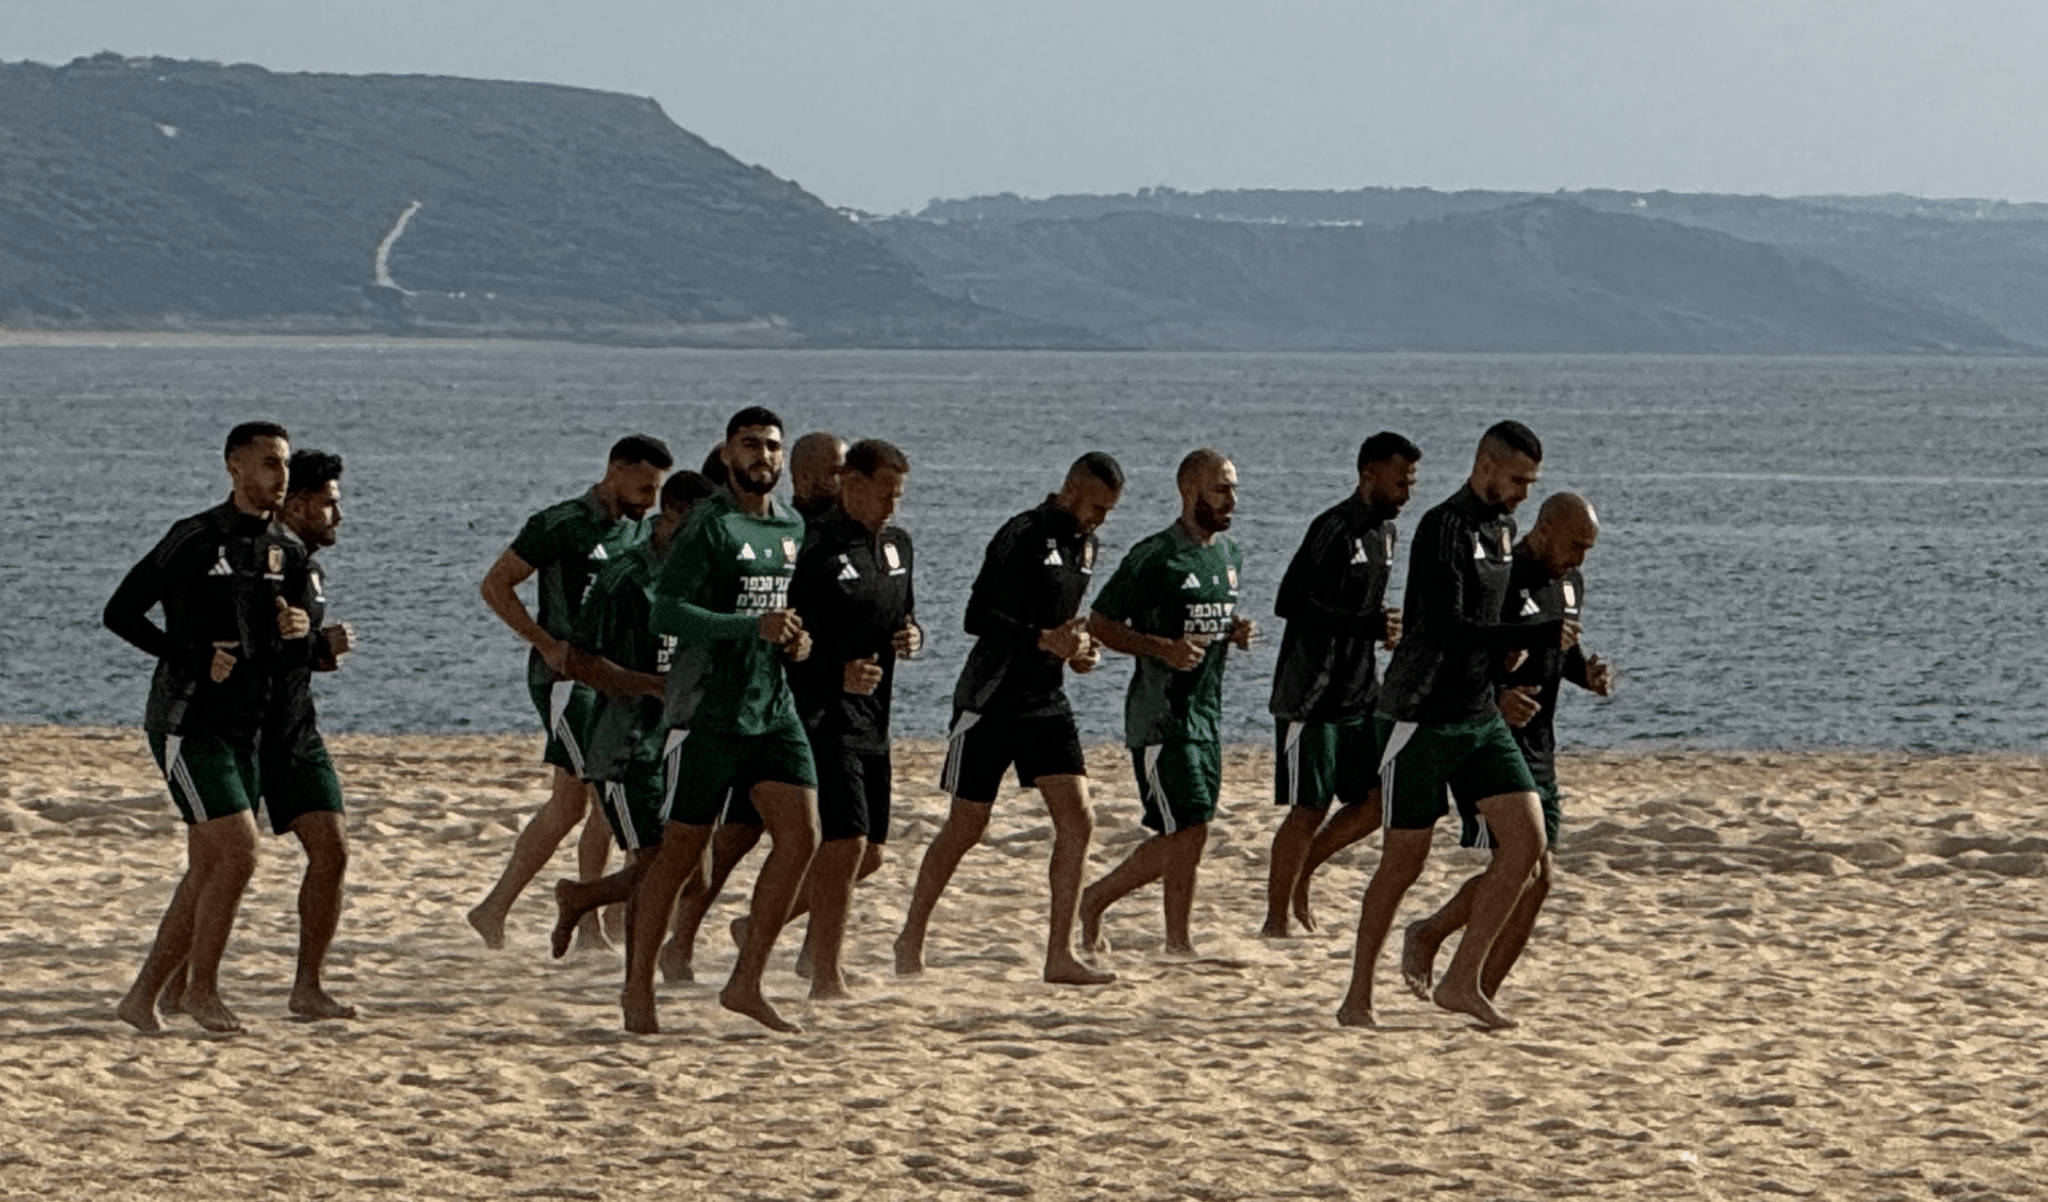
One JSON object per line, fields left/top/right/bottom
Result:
{"left": 258, "top": 739, "right": 345, "bottom": 836}
{"left": 529, "top": 675, "right": 598, "bottom": 775}
{"left": 1273, "top": 715, "right": 1380, "bottom": 811}
{"left": 1460, "top": 779, "right": 1562, "bottom": 850}
{"left": 1375, "top": 711, "right": 1538, "bottom": 832}
{"left": 148, "top": 730, "right": 259, "bottom": 825}
{"left": 660, "top": 718, "right": 818, "bottom": 827}
{"left": 1132, "top": 741, "right": 1222, "bottom": 834}
{"left": 595, "top": 758, "right": 667, "bottom": 852}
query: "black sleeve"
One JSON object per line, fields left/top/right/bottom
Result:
{"left": 1414, "top": 514, "right": 1560, "bottom": 655}
{"left": 1563, "top": 644, "right": 1591, "bottom": 690}
{"left": 963, "top": 517, "right": 1039, "bottom": 643}
{"left": 1273, "top": 513, "right": 1387, "bottom": 639}
{"left": 102, "top": 526, "right": 207, "bottom": 675}
{"left": 786, "top": 539, "right": 847, "bottom": 698}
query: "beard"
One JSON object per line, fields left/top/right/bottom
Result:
{"left": 1193, "top": 497, "right": 1233, "bottom": 534}
{"left": 733, "top": 462, "right": 782, "bottom": 496}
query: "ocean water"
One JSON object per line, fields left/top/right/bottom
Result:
{"left": 3, "top": 342, "right": 2044, "bottom": 752}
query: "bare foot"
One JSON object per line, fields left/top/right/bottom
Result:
{"left": 466, "top": 903, "right": 506, "bottom": 950}
{"left": 573, "top": 911, "right": 613, "bottom": 954}
{"left": 720, "top": 982, "right": 802, "bottom": 1033}
{"left": 288, "top": 985, "right": 357, "bottom": 1020}
{"left": 183, "top": 992, "right": 244, "bottom": 1034}
{"left": 808, "top": 974, "right": 853, "bottom": 1002}
{"left": 549, "top": 880, "right": 583, "bottom": 960}
{"left": 117, "top": 986, "right": 164, "bottom": 1033}
{"left": 1335, "top": 1003, "right": 1378, "bottom": 1028}
{"left": 622, "top": 986, "right": 659, "bottom": 1035}
{"left": 1291, "top": 889, "right": 1318, "bottom": 934}
{"left": 1400, "top": 920, "right": 1441, "bottom": 1000}
{"left": 1043, "top": 956, "right": 1116, "bottom": 986}
{"left": 1433, "top": 980, "right": 1517, "bottom": 1030}
{"left": 157, "top": 974, "right": 187, "bottom": 1017}
{"left": 1258, "top": 919, "right": 1294, "bottom": 939}
{"left": 658, "top": 938, "right": 694, "bottom": 984}
{"left": 1162, "top": 940, "right": 1198, "bottom": 959}
{"left": 892, "top": 930, "right": 925, "bottom": 977}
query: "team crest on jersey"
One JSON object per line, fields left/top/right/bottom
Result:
{"left": 737, "top": 543, "right": 757, "bottom": 561}
{"left": 1499, "top": 530, "right": 1512, "bottom": 556}
{"left": 1082, "top": 542, "right": 1095, "bottom": 569}
{"left": 265, "top": 544, "right": 284, "bottom": 575}
{"left": 1226, "top": 566, "right": 1238, "bottom": 588}
{"left": 781, "top": 536, "right": 798, "bottom": 561}
{"left": 883, "top": 542, "right": 902, "bottom": 571}
{"left": 310, "top": 571, "right": 325, "bottom": 602}
{"left": 589, "top": 544, "right": 608, "bottom": 560}
{"left": 1562, "top": 581, "right": 1577, "bottom": 609}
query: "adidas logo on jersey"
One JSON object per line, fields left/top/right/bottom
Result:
{"left": 1350, "top": 538, "right": 1369, "bottom": 565}
{"left": 1519, "top": 590, "right": 1540, "bottom": 617}
{"left": 838, "top": 557, "right": 860, "bottom": 582}
{"left": 1182, "top": 572, "right": 1202, "bottom": 590}
{"left": 1044, "top": 545, "right": 1063, "bottom": 566}
{"left": 208, "top": 546, "right": 232, "bottom": 576}
{"left": 737, "top": 544, "right": 757, "bottom": 561}
{"left": 588, "top": 544, "right": 608, "bottom": 560}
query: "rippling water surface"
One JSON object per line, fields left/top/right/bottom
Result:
{"left": 3, "top": 343, "right": 2043, "bottom": 751}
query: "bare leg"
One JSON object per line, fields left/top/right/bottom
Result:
{"left": 719, "top": 783, "right": 820, "bottom": 1032}
{"left": 1262, "top": 805, "right": 1325, "bottom": 937}
{"left": 1078, "top": 824, "right": 1210, "bottom": 955}
{"left": 468, "top": 766, "right": 593, "bottom": 949}
{"left": 120, "top": 812, "right": 261, "bottom": 1033}
{"left": 1479, "top": 853, "right": 1551, "bottom": 999}
{"left": 795, "top": 842, "right": 883, "bottom": 979}
{"left": 621, "top": 823, "right": 713, "bottom": 1033}
{"left": 803, "top": 837, "right": 866, "bottom": 1000}
{"left": 1039, "top": 775, "right": 1115, "bottom": 984}
{"left": 1294, "top": 792, "right": 1382, "bottom": 933}
{"left": 574, "top": 799, "right": 616, "bottom": 951}
{"left": 1400, "top": 872, "right": 1480, "bottom": 999}
{"left": 893, "top": 798, "right": 992, "bottom": 975}
{"left": 286, "top": 812, "right": 354, "bottom": 1019}
{"left": 552, "top": 851, "right": 652, "bottom": 959}
{"left": 121, "top": 874, "right": 199, "bottom": 1032}
{"left": 1334, "top": 827, "right": 1432, "bottom": 1028}
{"left": 660, "top": 821, "right": 762, "bottom": 983}
{"left": 1432, "top": 792, "right": 1545, "bottom": 1029}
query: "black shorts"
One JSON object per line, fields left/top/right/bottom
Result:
{"left": 938, "top": 709, "right": 1087, "bottom": 805}
{"left": 816, "top": 740, "right": 892, "bottom": 844}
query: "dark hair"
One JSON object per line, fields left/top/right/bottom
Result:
{"left": 224, "top": 421, "right": 289, "bottom": 457}
{"left": 608, "top": 434, "right": 673, "bottom": 470}
{"left": 725, "top": 406, "right": 783, "bottom": 440}
{"left": 660, "top": 470, "right": 718, "bottom": 510}
{"left": 1481, "top": 420, "right": 1543, "bottom": 463}
{"left": 287, "top": 449, "right": 344, "bottom": 496}
{"left": 1067, "top": 451, "right": 1125, "bottom": 492}
{"left": 1357, "top": 431, "right": 1422, "bottom": 471}
{"left": 1175, "top": 447, "right": 1229, "bottom": 490}
{"left": 845, "top": 438, "right": 909, "bottom": 477}
{"left": 699, "top": 446, "right": 729, "bottom": 487}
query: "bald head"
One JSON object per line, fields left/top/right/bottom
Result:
{"left": 1177, "top": 447, "right": 1238, "bottom": 538}
{"left": 1527, "top": 492, "right": 1600, "bottom": 578}
{"left": 790, "top": 431, "right": 847, "bottom": 517}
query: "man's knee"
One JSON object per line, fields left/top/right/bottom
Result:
{"left": 755, "top": 785, "right": 822, "bottom": 855}
{"left": 945, "top": 798, "right": 993, "bottom": 842}
{"left": 291, "top": 813, "right": 349, "bottom": 877}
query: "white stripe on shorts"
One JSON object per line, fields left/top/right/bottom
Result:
{"left": 1284, "top": 720, "right": 1305, "bottom": 807}
{"left": 605, "top": 781, "right": 640, "bottom": 851}
{"left": 1377, "top": 721, "right": 1419, "bottom": 833}
{"left": 938, "top": 711, "right": 981, "bottom": 798}
{"left": 1143, "top": 744, "right": 1176, "bottom": 834}
{"left": 659, "top": 728, "right": 690, "bottom": 824}
{"left": 549, "top": 681, "right": 585, "bottom": 776}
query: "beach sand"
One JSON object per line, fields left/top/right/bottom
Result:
{"left": 2, "top": 724, "right": 2045, "bottom": 1199}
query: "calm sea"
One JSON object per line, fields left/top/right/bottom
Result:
{"left": 3, "top": 343, "right": 2043, "bottom": 752}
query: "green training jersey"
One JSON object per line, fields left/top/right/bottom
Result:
{"left": 651, "top": 490, "right": 805, "bottom": 737}
{"left": 573, "top": 542, "right": 675, "bottom": 778}
{"left": 1092, "top": 521, "right": 1244, "bottom": 747}
{"left": 510, "top": 487, "right": 650, "bottom": 696}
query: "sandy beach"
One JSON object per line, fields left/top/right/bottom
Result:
{"left": 2, "top": 724, "right": 2045, "bottom": 1199}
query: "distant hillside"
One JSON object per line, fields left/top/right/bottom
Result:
{"left": 916, "top": 185, "right": 2048, "bottom": 348}
{"left": 876, "top": 201, "right": 2024, "bottom": 353}
{"left": 0, "top": 54, "right": 1098, "bottom": 347}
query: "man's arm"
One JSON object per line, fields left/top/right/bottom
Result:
{"left": 1418, "top": 517, "right": 1568, "bottom": 655}
{"left": 480, "top": 545, "right": 570, "bottom": 673}
{"left": 562, "top": 646, "right": 664, "bottom": 700}
{"left": 1273, "top": 516, "right": 1387, "bottom": 639}
{"left": 649, "top": 526, "right": 799, "bottom": 646}
{"left": 103, "top": 542, "right": 175, "bottom": 661}
{"left": 962, "top": 519, "right": 1045, "bottom": 643}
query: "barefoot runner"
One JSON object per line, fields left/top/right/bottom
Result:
{"left": 784, "top": 439, "right": 921, "bottom": 999}
{"left": 104, "top": 421, "right": 314, "bottom": 1032}
{"left": 1261, "top": 432, "right": 1419, "bottom": 938}
{"left": 1078, "top": 449, "right": 1253, "bottom": 958}
{"left": 623, "top": 407, "right": 821, "bottom": 1033}
{"left": 1401, "top": 492, "right": 1612, "bottom": 1001}
{"left": 894, "top": 453, "right": 1125, "bottom": 986}
{"left": 546, "top": 471, "right": 719, "bottom": 958}
{"left": 1335, "top": 421, "right": 1579, "bottom": 1031}
{"left": 467, "top": 436, "right": 671, "bottom": 951}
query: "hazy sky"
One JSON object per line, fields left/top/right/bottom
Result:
{"left": 12, "top": 1, "right": 2046, "bottom": 213}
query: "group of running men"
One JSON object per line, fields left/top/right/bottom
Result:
{"left": 106, "top": 408, "right": 1610, "bottom": 1036}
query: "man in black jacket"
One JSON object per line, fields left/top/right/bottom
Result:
{"left": 1262, "top": 432, "right": 1419, "bottom": 938}
{"left": 893, "top": 452, "right": 1123, "bottom": 986}
{"left": 105, "top": 422, "right": 314, "bottom": 1033}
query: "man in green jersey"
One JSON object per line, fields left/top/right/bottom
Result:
{"left": 104, "top": 422, "right": 315, "bottom": 1033}
{"left": 468, "top": 436, "right": 672, "bottom": 952}
{"left": 1080, "top": 449, "right": 1254, "bottom": 957}
{"left": 546, "top": 471, "right": 719, "bottom": 958}
{"left": 624, "top": 407, "right": 821, "bottom": 1035}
